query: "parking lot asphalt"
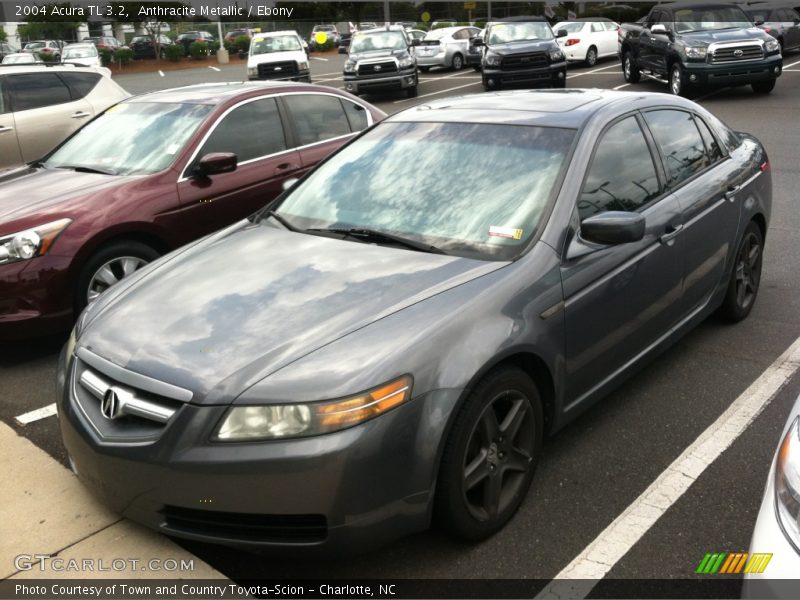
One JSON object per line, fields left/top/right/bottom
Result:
{"left": 2, "top": 53, "right": 800, "bottom": 590}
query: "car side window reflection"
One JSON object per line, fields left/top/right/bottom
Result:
{"left": 198, "top": 97, "right": 286, "bottom": 164}
{"left": 578, "top": 116, "right": 660, "bottom": 221}
{"left": 341, "top": 99, "right": 368, "bottom": 132}
{"left": 694, "top": 116, "right": 723, "bottom": 163}
{"left": 8, "top": 73, "right": 71, "bottom": 111}
{"left": 285, "top": 94, "right": 353, "bottom": 146}
{"left": 644, "top": 109, "right": 709, "bottom": 187}
{"left": 0, "top": 78, "right": 6, "bottom": 114}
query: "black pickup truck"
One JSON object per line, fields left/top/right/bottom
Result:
{"left": 618, "top": 2, "right": 783, "bottom": 95}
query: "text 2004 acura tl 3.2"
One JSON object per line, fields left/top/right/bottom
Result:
{"left": 58, "top": 90, "right": 771, "bottom": 553}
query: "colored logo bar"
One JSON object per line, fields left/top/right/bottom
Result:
{"left": 696, "top": 552, "right": 773, "bottom": 574}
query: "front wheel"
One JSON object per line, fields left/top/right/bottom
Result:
{"left": 451, "top": 53, "right": 464, "bottom": 70}
{"left": 406, "top": 85, "right": 418, "bottom": 98}
{"left": 622, "top": 51, "right": 640, "bottom": 83}
{"left": 718, "top": 222, "right": 763, "bottom": 322}
{"left": 752, "top": 79, "right": 776, "bottom": 94}
{"left": 435, "top": 366, "right": 543, "bottom": 540}
{"left": 669, "top": 63, "right": 688, "bottom": 96}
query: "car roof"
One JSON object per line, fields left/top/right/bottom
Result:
{"left": 385, "top": 89, "right": 701, "bottom": 129}
{"left": 655, "top": 2, "right": 741, "bottom": 10}
{"left": 126, "top": 81, "right": 335, "bottom": 105}
{"left": 64, "top": 43, "right": 94, "bottom": 48}
{"left": 254, "top": 30, "right": 300, "bottom": 39}
{"left": 0, "top": 63, "right": 102, "bottom": 72}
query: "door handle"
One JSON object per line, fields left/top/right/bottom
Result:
{"left": 71, "top": 112, "right": 91, "bottom": 119}
{"left": 273, "top": 162, "right": 299, "bottom": 175}
{"left": 0, "top": 125, "right": 13, "bottom": 133}
{"left": 660, "top": 223, "right": 683, "bottom": 245}
{"left": 725, "top": 184, "right": 740, "bottom": 202}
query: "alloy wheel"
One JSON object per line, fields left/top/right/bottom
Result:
{"left": 670, "top": 65, "right": 682, "bottom": 95}
{"left": 734, "top": 231, "right": 762, "bottom": 311}
{"left": 87, "top": 256, "right": 149, "bottom": 303}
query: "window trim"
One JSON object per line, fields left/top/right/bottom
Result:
{"left": 178, "top": 91, "right": 375, "bottom": 183}
{"left": 575, "top": 111, "right": 668, "bottom": 222}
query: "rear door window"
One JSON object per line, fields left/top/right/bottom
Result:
{"left": 644, "top": 109, "right": 710, "bottom": 187}
{"left": 7, "top": 73, "right": 72, "bottom": 111}
{"left": 58, "top": 72, "right": 102, "bottom": 100}
{"left": 341, "top": 99, "right": 369, "bottom": 132}
{"left": 285, "top": 94, "right": 353, "bottom": 146}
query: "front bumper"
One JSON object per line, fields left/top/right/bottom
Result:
{"left": 684, "top": 54, "right": 782, "bottom": 86}
{"left": 248, "top": 68, "right": 311, "bottom": 82}
{"left": 482, "top": 61, "right": 567, "bottom": 87}
{"left": 0, "top": 254, "right": 73, "bottom": 340}
{"left": 57, "top": 350, "right": 461, "bottom": 554}
{"left": 343, "top": 69, "right": 418, "bottom": 94}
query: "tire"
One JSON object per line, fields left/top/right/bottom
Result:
{"left": 669, "top": 62, "right": 688, "bottom": 97}
{"left": 585, "top": 46, "right": 598, "bottom": 67}
{"left": 752, "top": 79, "right": 776, "bottom": 94}
{"left": 435, "top": 366, "right": 543, "bottom": 540}
{"left": 473, "top": 65, "right": 481, "bottom": 71}
{"left": 622, "top": 51, "right": 640, "bottom": 83}
{"left": 406, "top": 85, "right": 418, "bottom": 98}
{"left": 451, "top": 53, "right": 464, "bottom": 71}
{"left": 718, "top": 221, "right": 764, "bottom": 322}
{"left": 552, "top": 76, "right": 566, "bottom": 88}
{"left": 419, "top": 66, "right": 430, "bottom": 73}
{"left": 75, "top": 241, "right": 160, "bottom": 313}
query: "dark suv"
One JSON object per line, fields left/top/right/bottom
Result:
{"left": 476, "top": 17, "right": 568, "bottom": 90}
{"left": 343, "top": 26, "right": 419, "bottom": 97}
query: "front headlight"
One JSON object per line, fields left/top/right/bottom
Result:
{"left": 343, "top": 60, "right": 356, "bottom": 73}
{"left": 214, "top": 375, "right": 413, "bottom": 441}
{"left": 247, "top": 67, "right": 257, "bottom": 76}
{"left": 549, "top": 48, "right": 565, "bottom": 61}
{"left": 685, "top": 46, "right": 708, "bottom": 59}
{"left": 775, "top": 416, "right": 800, "bottom": 552}
{"left": 0, "top": 218, "right": 71, "bottom": 266}
{"left": 297, "top": 60, "right": 309, "bottom": 70}
{"left": 484, "top": 52, "right": 501, "bottom": 67}
{"left": 398, "top": 56, "right": 415, "bottom": 68}
{"left": 765, "top": 39, "right": 780, "bottom": 53}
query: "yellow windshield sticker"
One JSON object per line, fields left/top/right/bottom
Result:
{"left": 489, "top": 226, "right": 523, "bottom": 240}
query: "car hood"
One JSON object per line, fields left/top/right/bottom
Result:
{"left": 0, "top": 166, "right": 137, "bottom": 231}
{"left": 348, "top": 49, "right": 406, "bottom": 61}
{"left": 79, "top": 220, "right": 506, "bottom": 404}
{"left": 247, "top": 50, "right": 305, "bottom": 67}
{"left": 679, "top": 28, "right": 772, "bottom": 44}
{"left": 486, "top": 39, "right": 556, "bottom": 55}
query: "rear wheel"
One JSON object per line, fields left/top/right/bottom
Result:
{"left": 752, "top": 79, "right": 776, "bottom": 94}
{"left": 76, "top": 241, "right": 160, "bottom": 312}
{"left": 585, "top": 46, "right": 598, "bottom": 67}
{"left": 435, "top": 366, "right": 543, "bottom": 540}
{"left": 452, "top": 53, "right": 464, "bottom": 70}
{"left": 719, "top": 221, "right": 763, "bottom": 322}
{"left": 419, "top": 66, "right": 430, "bottom": 73}
{"left": 622, "top": 51, "right": 640, "bottom": 83}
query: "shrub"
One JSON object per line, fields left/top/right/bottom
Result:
{"left": 316, "top": 37, "right": 334, "bottom": 51}
{"left": 189, "top": 40, "right": 209, "bottom": 59}
{"left": 38, "top": 51, "right": 57, "bottom": 62}
{"left": 99, "top": 47, "right": 114, "bottom": 66}
{"left": 209, "top": 41, "right": 221, "bottom": 53}
{"left": 234, "top": 35, "right": 251, "bottom": 54}
{"left": 113, "top": 47, "right": 134, "bottom": 65}
{"left": 164, "top": 43, "right": 184, "bottom": 62}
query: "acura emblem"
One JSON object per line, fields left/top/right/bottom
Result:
{"left": 733, "top": 49, "right": 744, "bottom": 57}
{"left": 101, "top": 388, "right": 121, "bottom": 420}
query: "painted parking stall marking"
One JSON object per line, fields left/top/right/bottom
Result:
{"left": 538, "top": 335, "right": 800, "bottom": 599}
{"left": 14, "top": 403, "right": 57, "bottom": 425}
{"left": 394, "top": 80, "right": 481, "bottom": 104}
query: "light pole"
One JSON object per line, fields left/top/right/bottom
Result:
{"left": 216, "top": 1, "right": 229, "bottom": 63}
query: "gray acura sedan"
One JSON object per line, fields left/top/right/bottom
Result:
{"left": 57, "top": 89, "right": 771, "bottom": 553}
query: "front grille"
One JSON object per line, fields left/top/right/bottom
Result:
{"left": 357, "top": 60, "right": 397, "bottom": 75}
{"left": 70, "top": 348, "right": 189, "bottom": 443}
{"left": 163, "top": 506, "right": 328, "bottom": 543}
{"left": 501, "top": 52, "right": 548, "bottom": 70}
{"left": 257, "top": 61, "right": 298, "bottom": 79}
{"left": 710, "top": 44, "right": 763, "bottom": 64}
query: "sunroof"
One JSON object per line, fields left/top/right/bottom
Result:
{"left": 429, "top": 89, "right": 603, "bottom": 113}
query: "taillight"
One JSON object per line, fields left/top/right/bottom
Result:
{"left": 565, "top": 38, "right": 580, "bottom": 46}
{"left": 760, "top": 161, "right": 770, "bottom": 172}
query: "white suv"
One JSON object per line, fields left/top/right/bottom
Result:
{"left": 247, "top": 31, "right": 311, "bottom": 82}
{"left": 0, "top": 64, "right": 129, "bottom": 170}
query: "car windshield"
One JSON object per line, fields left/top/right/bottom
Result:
{"left": 745, "top": 10, "right": 770, "bottom": 22}
{"left": 24, "top": 42, "right": 45, "bottom": 50}
{"left": 672, "top": 7, "right": 751, "bottom": 32}
{"left": 2, "top": 54, "right": 36, "bottom": 64}
{"left": 273, "top": 122, "right": 575, "bottom": 260}
{"left": 424, "top": 29, "right": 450, "bottom": 40}
{"left": 251, "top": 35, "right": 302, "bottom": 54}
{"left": 554, "top": 22, "right": 585, "bottom": 33}
{"left": 64, "top": 46, "right": 97, "bottom": 58}
{"left": 488, "top": 22, "right": 554, "bottom": 44}
{"left": 131, "top": 36, "right": 149, "bottom": 43}
{"left": 350, "top": 31, "right": 407, "bottom": 52}
{"left": 44, "top": 102, "right": 213, "bottom": 176}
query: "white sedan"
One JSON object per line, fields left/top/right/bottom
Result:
{"left": 553, "top": 19, "right": 619, "bottom": 67}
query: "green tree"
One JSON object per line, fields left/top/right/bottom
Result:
{"left": 16, "top": 3, "right": 84, "bottom": 42}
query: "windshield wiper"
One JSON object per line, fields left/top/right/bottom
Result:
{"left": 53, "top": 165, "right": 117, "bottom": 175}
{"left": 307, "top": 227, "right": 447, "bottom": 255}
{"left": 264, "top": 209, "right": 301, "bottom": 232}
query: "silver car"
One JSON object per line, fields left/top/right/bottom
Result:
{"left": 743, "top": 392, "right": 800, "bottom": 596}
{"left": 61, "top": 43, "right": 102, "bottom": 68}
{"left": 416, "top": 26, "right": 481, "bottom": 71}
{"left": 0, "top": 65, "right": 128, "bottom": 170}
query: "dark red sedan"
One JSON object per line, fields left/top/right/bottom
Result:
{"left": 0, "top": 81, "right": 385, "bottom": 340}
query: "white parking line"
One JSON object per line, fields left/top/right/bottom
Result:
{"left": 158, "top": 70, "right": 164, "bottom": 77}
{"left": 419, "top": 75, "right": 480, "bottom": 82}
{"left": 208, "top": 66, "right": 221, "bottom": 72}
{"left": 783, "top": 58, "right": 800, "bottom": 68}
{"left": 613, "top": 83, "right": 630, "bottom": 90}
{"left": 311, "top": 56, "right": 329, "bottom": 62}
{"left": 14, "top": 403, "right": 57, "bottom": 425}
{"left": 393, "top": 80, "right": 481, "bottom": 104}
{"left": 313, "top": 76, "right": 344, "bottom": 83}
{"left": 783, "top": 68, "right": 800, "bottom": 72}
{"left": 567, "top": 63, "right": 621, "bottom": 79}
{"left": 537, "top": 335, "right": 800, "bottom": 599}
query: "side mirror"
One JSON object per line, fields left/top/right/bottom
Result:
{"left": 556, "top": 29, "right": 569, "bottom": 38}
{"left": 282, "top": 177, "right": 299, "bottom": 191}
{"left": 193, "top": 152, "right": 237, "bottom": 178}
{"left": 472, "top": 37, "right": 484, "bottom": 47}
{"left": 580, "top": 211, "right": 645, "bottom": 245}
{"left": 754, "top": 20, "right": 765, "bottom": 26}
{"left": 411, "top": 38, "right": 421, "bottom": 46}
{"left": 650, "top": 24, "right": 668, "bottom": 35}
